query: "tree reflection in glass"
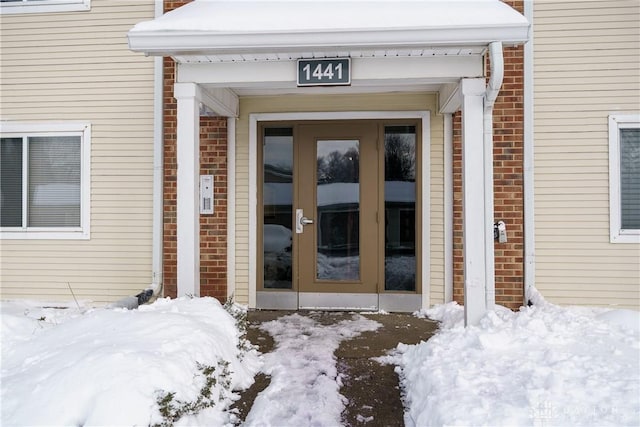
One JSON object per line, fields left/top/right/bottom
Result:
{"left": 316, "top": 140, "right": 360, "bottom": 281}
{"left": 384, "top": 126, "right": 416, "bottom": 291}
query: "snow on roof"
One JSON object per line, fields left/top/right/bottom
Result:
{"left": 264, "top": 181, "right": 415, "bottom": 206}
{"left": 128, "top": 0, "right": 529, "bottom": 56}
{"left": 131, "top": 0, "right": 528, "bottom": 34}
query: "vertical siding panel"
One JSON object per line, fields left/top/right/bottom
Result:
{"left": 533, "top": 0, "right": 640, "bottom": 309}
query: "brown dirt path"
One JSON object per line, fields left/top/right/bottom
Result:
{"left": 232, "top": 310, "right": 438, "bottom": 426}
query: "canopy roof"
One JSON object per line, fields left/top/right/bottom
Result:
{"left": 128, "top": 0, "right": 529, "bottom": 59}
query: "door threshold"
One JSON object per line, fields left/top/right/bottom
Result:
{"left": 256, "top": 291, "right": 422, "bottom": 313}
{"left": 299, "top": 292, "right": 378, "bottom": 311}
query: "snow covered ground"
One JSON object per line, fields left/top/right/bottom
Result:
{"left": 2, "top": 291, "right": 638, "bottom": 426}
{"left": 386, "top": 297, "right": 640, "bottom": 427}
{"left": 1, "top": 297, "right": 261, "bottom": 426}
{"left": 244, "top": 313, "right": 380, "bottom": 426}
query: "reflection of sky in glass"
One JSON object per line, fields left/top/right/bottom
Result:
{"left": 264, "top": 136, "right": 293, "bottom": 170}
{"left": 317, "top": 140, "right": 358, "bottom": 159}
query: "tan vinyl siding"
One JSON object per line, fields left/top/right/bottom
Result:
{"left": 0, "top": 0, "right": 156, "bottom": 304}
{"left": 234, "top": 93, "right": 445, "bottom": 306}
{"left": 533, "top": 0, "right": 640, "bottom": 309}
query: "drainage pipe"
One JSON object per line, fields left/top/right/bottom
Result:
{"left": 226, "top": 116, "right": 236, "bottom": 300}
{"left": 483, "top": 41, "right": 504, "bottom": 310}
{"left": 151, "top": 0, "right": 164, "bottom": 297}
{"left": 523, "top": 0, "right": 536, "bottom": 304}
{"left": 444, "top": 113, "right": 454, "bottom": 303}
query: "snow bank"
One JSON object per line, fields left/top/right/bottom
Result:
{"left": 395, "top": 301, "right": 640, "bottom": 426}
{"left": 1, "top": 297, "right": 262, "bottom": 426}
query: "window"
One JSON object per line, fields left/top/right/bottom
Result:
{"left": 0, "top": 0, "right": 90, "bottom": 14}
{"left": 609, "top": 114, "right": 640, "bottom": 243}
{"left": 0, "top": 123, "right": 90, "bottom": 239}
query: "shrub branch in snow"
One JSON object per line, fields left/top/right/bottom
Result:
{"left": 153, "top": 360, "right": 232, "bottom": 427}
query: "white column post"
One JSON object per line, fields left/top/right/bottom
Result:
{"left": 461, "top": 78, "right": 488, "bottom": 326}
{"left": 174, "top": 82, "right": 201, "bottom": 297}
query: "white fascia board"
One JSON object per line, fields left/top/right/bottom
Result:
{"left": 177, "top": 56, "right": 483, "bottom": 86}
{"left": 128, "top": 26, "right": 529, "bottom": 57}
{"left": 174, "top": 82, "right": 238, "bottom": 117}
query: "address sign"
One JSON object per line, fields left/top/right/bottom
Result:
{"left": 297, "top": 58, "right": 351, "bottom": 87}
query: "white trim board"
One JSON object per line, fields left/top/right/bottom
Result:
{"left": 608, "top": 114, "right": 640, "bottom": 244}
{"left": 0, "top": 122, "right": 91, "bottom": 240}
{"left": 0, "top": 0, "right": 90, "bottom": 15}
{"left": 248, "top": 111, "right": 431, "bottom": 310}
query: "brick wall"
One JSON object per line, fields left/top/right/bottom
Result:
{"left": 163, "top": 57, "right": 177, "bottom": 298}
{"left": 199, "top": 119, "right": 228, "bottom": 300}
{"left": 163, "top": 0, "right": 228, "bottom": 302}
{"left": 453, "top": 1, "right": 525, "bottom": 310}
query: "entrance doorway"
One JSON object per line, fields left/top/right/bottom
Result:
{"left": 258, "top": 119, "right": 422, "bottom": 311}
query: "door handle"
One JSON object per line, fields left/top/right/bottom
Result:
{"left": 295, "top": 208, "right": 314, "bottom": 234}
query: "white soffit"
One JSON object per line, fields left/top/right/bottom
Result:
{"left": 128, "top": 0, "right": 530, "bottom": 59}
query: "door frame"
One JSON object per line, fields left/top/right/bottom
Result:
{"left": 249, "top": 111, "right": 431, "bottom": 311}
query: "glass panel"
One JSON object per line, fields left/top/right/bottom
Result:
{"left": 620, "top": 128, "right": 640, "bottom": 230}
{"left": 384, "top": 126, "right": 416, "bottom": 291}
{"left": 28, "top": 136, "right": 81, "bottom": 227}
{"left": 263, "top": 128, "right": 293, "bottom": 289}
{"left": 316, "top": 140, "right": 360, "bottom": 280}
{"left": 0, "top": 138, "right": 23, "bottom": 227}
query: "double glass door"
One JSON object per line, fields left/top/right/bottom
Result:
{"left": 260, "top": 120, "right": 419, "bottom": 300}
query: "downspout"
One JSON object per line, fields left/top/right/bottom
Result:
{"left": 444, "top": 113, "right": 454, "bottom": 303}
{"left": 484, "top": 41, "right": 504, "bottom": 310}
{"left": 523, "top": 1, "right": 536, "bottom": 304}
{"left": 226, "top": 116, "right": 236, "bottom": 300}
{"left": 151, "top": 0, "right": 164, "bottom": 296}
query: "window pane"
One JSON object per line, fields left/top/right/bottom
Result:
{"left": 28, "top": 136, "right": 81, "bottom": 227}
{"left": 317, "top": 139, "right": 360, "bottom": 281}
{"left": 620, "top": 128, "right": 640, "bottom": 230}
{"left": 263, "top": 128, "right": 293, "bottom": 289}
{"left": 1, "top": 138, "right": 23, "bottom": 227}
{"left": 384, "top": 126, "right": 416, "bottom": 291}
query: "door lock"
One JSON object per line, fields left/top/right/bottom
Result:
{"left": 295, "top": 209, "right": 314, "bottom": 234}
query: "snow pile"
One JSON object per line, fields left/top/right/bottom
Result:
{"left": 1, "top": 297, "right": 262, "bottom": 426}
{"left": 395, "top": 300, "right": 640, "bottom": 426}
{"left": 244, "top": 313, "right": 381, "bottom": 426}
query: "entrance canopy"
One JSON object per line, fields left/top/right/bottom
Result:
{"left": 129, "top": 0, "right": 529, "bottom": 57}
{"left": 128, "top": 0, "right": 529, "bottom": 107}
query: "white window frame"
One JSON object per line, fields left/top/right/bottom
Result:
{"left": 608, "top": 113, "right": 640, "bottom": 244}
{"left": 0, "top": 0, "right": 90, "bottom": 15}
{"left": 0, "top": 122, "right": 91, "bottom": 240}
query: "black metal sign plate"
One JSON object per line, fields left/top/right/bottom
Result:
{"left": 297, "top": 58, "right": 351, "bottom": 87}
